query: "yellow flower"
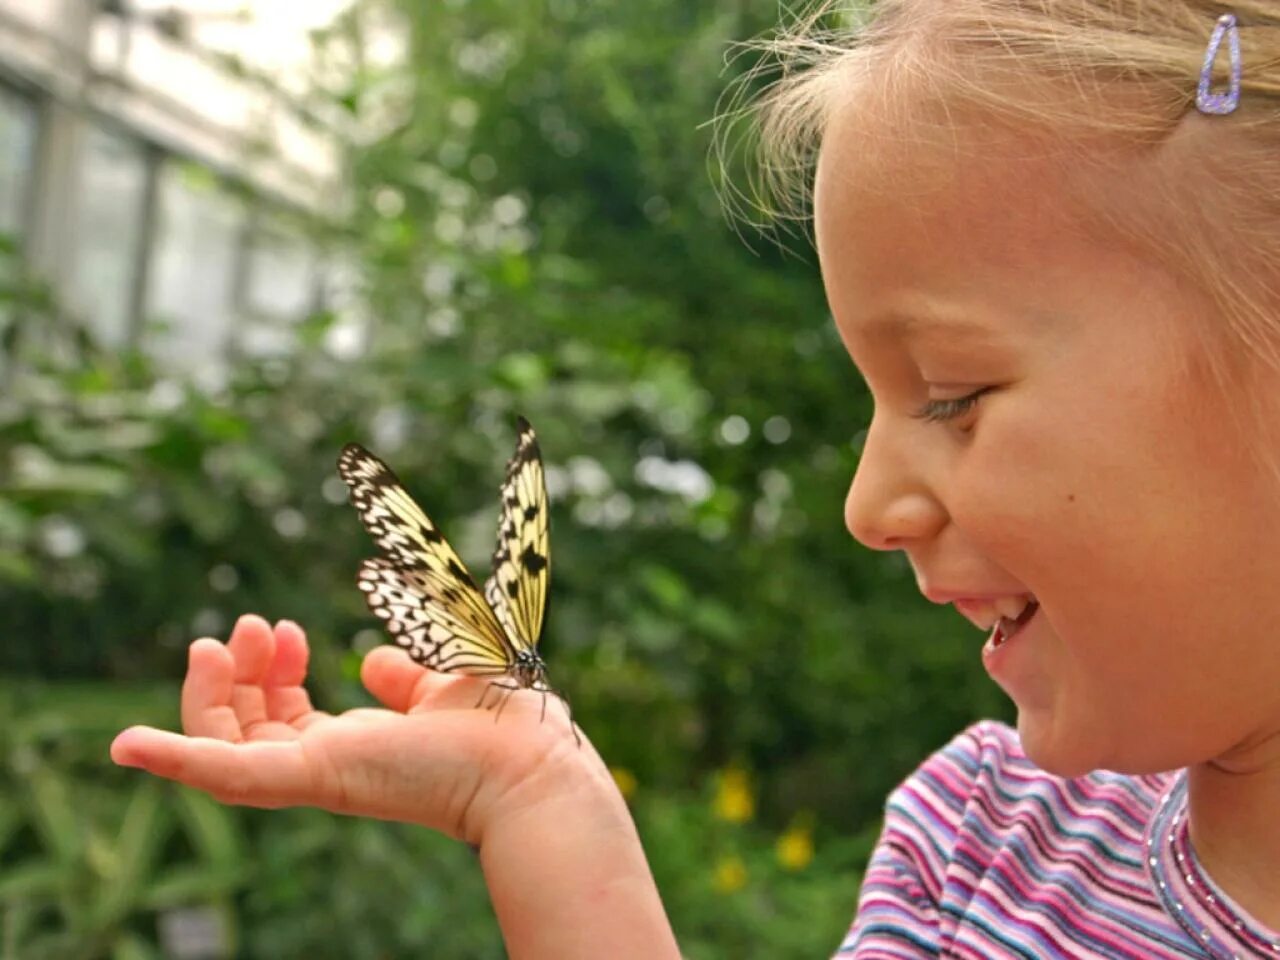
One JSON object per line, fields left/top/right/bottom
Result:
{"left": 610, "top": 766, "right": 638, "bottom": 799}
{"left": 713, "top": 767, "right": 754, "bottom": 823}
{"left": 776, "top": 814, "right": 814, "bottom": 871}
{"left": 713, "top": 854, "right": 747, "bottom": 893}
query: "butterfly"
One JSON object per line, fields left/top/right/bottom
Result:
{"left": 337, "top": 417, "right": 577, "bottom": 743}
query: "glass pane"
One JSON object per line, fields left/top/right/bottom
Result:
{"left": 245, "top": 225, "right": 314, "bottom": 318}
{"left": 317, "top": 252, "right": 369, "bottom": 360}
{"left": 145, "top": 163, "right": 243, "bottom": 381}
{"left": 70, "top": 125, "right": 148, "bottom": 348}
{"left": 237, "top": 219, "right": 318, "bottom": 357}
{"left": 0, "top": 85, "right": 38, "bottom": 240}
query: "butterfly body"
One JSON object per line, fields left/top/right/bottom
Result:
{"left": 338, "top": 418, "right": 576, "bottom": 741}
{"left": 510, "top": 649, "right": 548, "bottom": 690}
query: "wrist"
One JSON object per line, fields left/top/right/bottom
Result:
{"left": 473, "top": 740, "right": 680, "bottom": 960}
{"left": 472, "top": 734, "right": 631, "bottom": 850}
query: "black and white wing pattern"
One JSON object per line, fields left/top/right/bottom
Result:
{"left": 337, "top": 419, "right": 554, "bottom": 694}
{"left": 338, "top": 442, "right": 517, "bottom": 677}
{"left": 354, "top": 557, "right": 514, "bottom": 676}
{"left": 483, "top": 416, "right": 550, "bottom": 655}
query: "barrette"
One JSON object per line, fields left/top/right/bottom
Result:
{"left": 1196, "top": 12, "right": 1241, "bottom": 115}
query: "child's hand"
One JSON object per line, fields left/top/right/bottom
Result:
{"left": 112, "top": 613, "right": 680, "bottom": 958}
{"left": 110, "top": 613, "right": 605, "bottom": 844}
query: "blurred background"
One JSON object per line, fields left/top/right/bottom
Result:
{"left": 0, "top": 0, "right": 1012, "bottom": 957}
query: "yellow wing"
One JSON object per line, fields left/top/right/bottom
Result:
{"left": 338, "top": 443, "right": 515, "bottom": 673}
{"left": 356, "top": 557, "right": 512, "bottom": 674}
{"left": 483, "top": 416, "right": 550, "bottom": 653}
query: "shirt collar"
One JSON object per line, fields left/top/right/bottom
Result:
{"left": 1147, "top": 768, "right": 1280, "bottom": 959}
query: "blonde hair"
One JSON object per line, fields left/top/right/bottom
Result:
{"left": 714, "top": 0, "right": 1280, "bottom": 485}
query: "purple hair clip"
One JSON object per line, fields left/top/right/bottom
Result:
{"left": 1196, "top": 13, "right": 1241, "bottom": 115}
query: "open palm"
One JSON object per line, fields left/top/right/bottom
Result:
{"left": 110, "top": 614, "right": 600, "bottom": 843}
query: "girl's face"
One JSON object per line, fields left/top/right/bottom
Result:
{"left": 814, "top": 102, "right": 1280, "bottom": 777}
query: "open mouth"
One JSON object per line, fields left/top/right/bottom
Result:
{"left": 992, "top": 600, "right": 1040, "bottom": 648}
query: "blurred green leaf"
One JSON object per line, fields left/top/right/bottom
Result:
{"left": 639, "top": 563, "right": 691, "bottom": 612}
{"left": 0, "top": 860, "right": 65, "bottom": 900}
{"left": 90, "top": 781, "right": 168, "bottom": 927}
{"left": 109, "top": 932, "right": 161, "bottom": 960}
{"left": 9, "top": 460, "right": 131, "bottom": 497}
{"left": 175, "top": 789, "right": 244, "bottom": 869}
{"left": 143, "top": 866, "right": 244, "bottom": 909}
{"left": 25, "top": 768, "right": 82, "bottom": 865}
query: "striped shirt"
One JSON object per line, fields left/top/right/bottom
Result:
{"left": 836, "top": 720, "right": 1280, "bottom": 959}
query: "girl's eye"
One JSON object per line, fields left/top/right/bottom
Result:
{"left": 910, "top": 387, "right": 994, "bottom": 424}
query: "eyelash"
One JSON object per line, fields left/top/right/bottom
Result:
{"left": 910, "top": 387, "right": 994, "bottom": 424}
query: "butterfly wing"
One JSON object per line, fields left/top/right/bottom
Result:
{"left": 339, "top": 443, "right": 471, "bottom": 575}
{"left": 483, "top": 416, "right": 550, "bottom": 653}
{"left": 338, "top": 443, "right": 516, "bottom": 673}
{"left": 357, "top": 557, "right": 512, "bottom": 675}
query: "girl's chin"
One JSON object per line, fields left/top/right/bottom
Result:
{"left": 1015, "top": 711, "right": 1104, "bottom": 779}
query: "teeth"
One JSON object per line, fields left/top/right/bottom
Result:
{"left": 965, "top": 594, "right": 1036, "bottom": 630}
{"left": 995, "top": 595, "right": 1035, "bottom": 621}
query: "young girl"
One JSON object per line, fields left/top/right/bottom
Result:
{"left": 111, "top": 1, "right": 1280, "bottom": 956}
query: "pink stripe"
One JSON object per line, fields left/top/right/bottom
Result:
{"left": 837, "top": 720, "right": 1216, "bottom": 959}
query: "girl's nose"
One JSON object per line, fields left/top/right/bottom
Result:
{"left": 843, "top": 420, "right": 943, "bottom": 551}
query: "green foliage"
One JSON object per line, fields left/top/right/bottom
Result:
{"left": 4, "top": 0, "right": 1015, "bottom": 954}
{"left": 0, "top": 681, "right": 504, "bottom": 958}
{"left": 0, "top": 682, "right": 873, "bottom": 959}
{"left": 0, "top": 681, "right": 235, "bottom": 959}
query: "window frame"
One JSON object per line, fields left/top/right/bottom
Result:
{"left": 0, "top": 71, "right": 46, "bottom": 249}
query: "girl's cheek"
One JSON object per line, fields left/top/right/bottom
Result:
{"left": 944, "top": 427, "right": 1072, "bottom": 564}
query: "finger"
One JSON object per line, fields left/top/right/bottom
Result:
{"left": 360, "top": 646, "right": 485, "bottom": 712}
{"left": 226, "top": 614, "right": 277, "bottom": 730}
{"left": 227, "top": 612, "right": 276, "bottom": 683}
{"left": 359, "top": 646, "right": 429, "bottom": 711}
{"left": 181, "top": 638, "right": 242, "bottom": 741}
{"left": 263, "top": 620, "right": 326, "bottom": 731}
{"left": 110, "top": 726, "right": 322, "bottom": 810}
{"left": 264, "top": 619, "right": 309, "bottom": 686}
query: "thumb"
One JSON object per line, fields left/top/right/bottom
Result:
{"left": 360, "top": 646, "right": 502, "bottom": 713}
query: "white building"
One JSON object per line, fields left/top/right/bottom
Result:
{"left": 0, "top": 0, "right": 369, "bottom": 382}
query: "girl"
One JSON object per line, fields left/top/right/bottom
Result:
{"left": 112, "top": 1, "right": 1280, "bottom": 956}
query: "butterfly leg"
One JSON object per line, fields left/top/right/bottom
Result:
{"left": 476, "top": 679, "right": 521, "bottom": 711}
{"left": 493, "top": 685, "right": 519, "bottom": 723}
{"left": 476, "top": 679, "right": 581, "bottom": 747}
{"left": 535, "top": 682, "right": 582, "bottom": 747}
{"left": 558, "top": 693, "right": 583, "bottom": 748}
{"left": 478, "top": 679, "right": 521, "bottom": 717}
